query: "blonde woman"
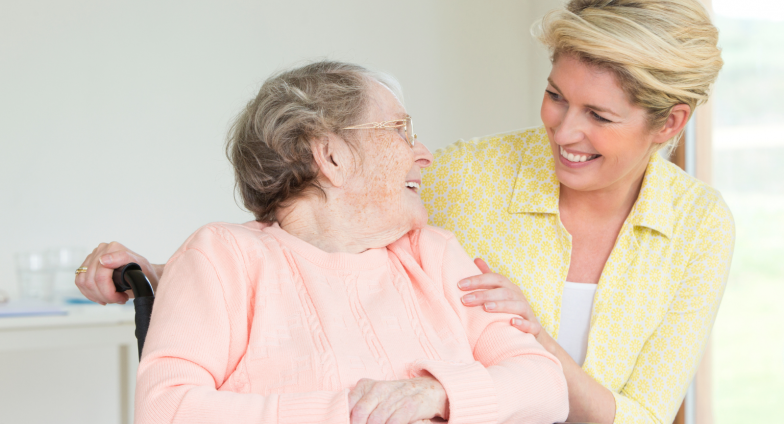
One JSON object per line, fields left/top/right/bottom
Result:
{"left": 77, "top": 0, "right": 733, "bottom": 423}
{"left": 432, "top": 1, "right": 733, "bottom": 423}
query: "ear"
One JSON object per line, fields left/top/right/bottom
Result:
{"left": 309, "top": 133, "right": 354, "bottom": 188}
{"left": 652, "top": 104, "right": 691, "bottom": 145}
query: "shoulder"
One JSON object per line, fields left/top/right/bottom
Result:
{"left": 169, "top": 221, "right": 274, "bottom": 266}
{"left": 392, "top": 226, "right": 457, "bottom": 262}
{"left": 392, "top": 225, "right": 478, "bottom": 282}
{"left": 417, "top": 225, "right": 457, "bottom": 245}
{"left": 639, "top": 156, "right": 734, "bottom": 255}
{"left": 412, "top": 225, "right": 472, "bottom": 264}
{"left": 658, "top": 159, "right": 734, "bottom": 233}
{"left": 422, "top": 126, "right": 549, "bottom": 220}
{"left": 430, "top": 126, "right": 548, "bottom": 170}
{"left": 178, "top": 221, "right": 264, "bottom": 249}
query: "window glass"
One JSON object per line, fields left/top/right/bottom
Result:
{"left": 711, "top": 2, "right": 784, "bottom": 422}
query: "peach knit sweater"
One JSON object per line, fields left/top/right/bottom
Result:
{"left": 135, "top": 222, "right": 568, "bottom": 424}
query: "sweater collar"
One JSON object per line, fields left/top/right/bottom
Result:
{"left": 263, "top": 223, "right": 389, "bottom": 270}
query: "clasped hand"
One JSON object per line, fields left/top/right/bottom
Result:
{"left": 348, "top": 376, "right": 448, "bottom": 424}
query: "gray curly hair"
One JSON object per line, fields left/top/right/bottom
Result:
{"left": 226, "top": 61, "right": 403, "bottom": 222}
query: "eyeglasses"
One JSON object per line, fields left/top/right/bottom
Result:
{"left": 342, "top": 115, "right": 417, "bottom": 148}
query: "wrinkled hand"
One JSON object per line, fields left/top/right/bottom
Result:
{"left": 458, "top": 258, "right": 543, "bottom": 337}
{"left": 348, "top": 376, "right": 448, "bottom": 424}
{"left": 74, "top": 242, "right": 161, "bottom": 305}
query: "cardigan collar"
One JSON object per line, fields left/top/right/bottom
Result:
{"left": 507, "top": 137, "right": 675, "bottom": 239}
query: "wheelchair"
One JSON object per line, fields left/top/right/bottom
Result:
{"left": 112, "top": 263, "right": 154, "bottom": 359}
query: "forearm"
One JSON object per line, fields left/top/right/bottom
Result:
{"left": 136, "top": 378, "right": 351, "bottom": 424}
{"left": 485, "top": 354, "right": 569, "bottom": 423}
{"left": 538, "top": 331, "right": 616, "bottom": 424}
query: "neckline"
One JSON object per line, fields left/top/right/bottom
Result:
{"left": 564, "top": 281, "right": 598, "bottom": 292}
{"left": 263, "top": 223, "right": 389, "bottom": 270}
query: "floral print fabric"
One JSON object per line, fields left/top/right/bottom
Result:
{"left": 421, "top": 126, "right": 735, "bottom": 423}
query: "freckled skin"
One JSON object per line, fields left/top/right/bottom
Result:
{"left": 277, "top": 81, "right": 433, "bottom": 254}
{"left": 343, "top": 129, "right": 422, "bottom": 238}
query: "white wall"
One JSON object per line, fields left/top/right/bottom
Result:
{"left": 0, "top": 0, "right": 557, "bottom": 292}
{"left": 0, "top": 1, "right": 561, "bottom": 422}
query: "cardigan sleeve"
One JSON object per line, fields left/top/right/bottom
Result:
{"left": 134, "top": 224, "right": 351, "bottom": 424}
{"left": 612, "top": 199, "right": 735, "bottom": 424}
{"left": 410, "top": 232, "right": 569, "bottom": 424}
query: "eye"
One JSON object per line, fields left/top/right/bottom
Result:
{"left": 590, "top": 111, "right": 612, "bottom": 123}
{"left": 545, "top": 90, "right": 562, "bottom": 102}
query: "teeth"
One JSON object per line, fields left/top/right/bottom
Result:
{"left": 405, "top": 182, "right": 420, "bottom": 189}
{"left": 560, "top": 146, "right": 595, "bottom": 163}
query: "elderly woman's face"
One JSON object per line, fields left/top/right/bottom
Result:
{"left": 540, "top": 54, "right": 661, "bottom": 194}
{"left": 340, "top": 82, "right": 433, "bottom": 238}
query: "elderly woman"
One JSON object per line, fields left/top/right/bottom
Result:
{"left": 123, "top": 61, "right": 568, "bottom": 424}
{"left": 77, "top": 1, "right": 733, "bottom": 423}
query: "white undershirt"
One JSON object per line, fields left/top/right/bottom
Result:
{"left": 556, "top": 282, "right": 598, "bottom": 366}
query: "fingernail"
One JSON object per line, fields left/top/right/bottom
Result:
{"left": 462, "top": 294, "right": 475, "bottom": 304}
{"left": 100, "top": 254, "right": 112, "bottom": 266}
{"left": 512, "top": 318, "right": 523, "bottom": 326}
{"left": 484, "top": 302, "right": 496, "bottom": 310}
{"left": 458, "top": 279, "right": 469, "bottom": 289}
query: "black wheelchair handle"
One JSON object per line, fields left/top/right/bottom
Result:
{"left": 111, "top": 263, "right": 155, "bottom": 298}
{"left": 111, "top": 262, "right": 155, "bottom": 359}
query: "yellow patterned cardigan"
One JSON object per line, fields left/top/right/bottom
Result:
{"left": 421, "top": 126, "right": 735, "bottom": 424}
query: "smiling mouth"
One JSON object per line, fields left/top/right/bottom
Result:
{"left": 405, "top": 181, "right": 420, "bottom": 193}
{"left": 560, "top": 146, "right": 601, "bottom": 163}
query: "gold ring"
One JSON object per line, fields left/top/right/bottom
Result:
{"left": 75, "top": 266, "right": 88, "bottom": 275}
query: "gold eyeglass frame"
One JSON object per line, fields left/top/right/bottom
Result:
{"left": 342, "top": 115, "right": 417, "bottom": 148}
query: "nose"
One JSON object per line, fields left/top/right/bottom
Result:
{"left": 412, "top": 137, "right": 433, "bottom": 168}
{"left": 551, "top": 109, "right": 585, "bottom": 147}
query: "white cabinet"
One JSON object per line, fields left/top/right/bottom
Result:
{"left": 0, "top": 305, "right": 137, "bottom": 424}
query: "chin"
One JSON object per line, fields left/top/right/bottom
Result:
{"left": 558, "top": 176, "right": 606, "bottom": 193}
{"left": 554, "top": 166, "right": 595, "bottom": 190}
{"left": 406, "top": 206, "right": 429, "bottom": 232}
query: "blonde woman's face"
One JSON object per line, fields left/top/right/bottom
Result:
{"left": 540, "top": 54, "right": 662, "bottom": 195}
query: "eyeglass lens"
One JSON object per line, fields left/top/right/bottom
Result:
{"left": 406, "top": 116, "right": 414, "bottom": 147}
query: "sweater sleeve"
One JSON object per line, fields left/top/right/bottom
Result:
{"left": 612, "top": 199, "right": 735, "bottom": 424}
{"left": 411, "top": 233, "right": 569, "bottom": 424}
{"left": 134, "top": 224, "right": 350, "bottom": 424}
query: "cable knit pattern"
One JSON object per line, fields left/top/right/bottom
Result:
{"left": 388, "top": 269, "right": 442, "bottom": 361}
{"left": 284, "top": 248, "right": 341, "bottom": 391}
{"left": 344, "top": 272, "right": 396, "bottom": 380}
{"left": 135, "top": 221, "right": 569, "bottom": 424}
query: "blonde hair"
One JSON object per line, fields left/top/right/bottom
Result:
{"left": 227, "top": 61, "right": 402, "bottom": 222}
{"left": 533, "top": 0, "right": 723, "bottom": 151}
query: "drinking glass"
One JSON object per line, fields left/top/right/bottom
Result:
{"left": 47, "top": 247, "right": 89, "bottom": 302}
{"left": 16, "top": 252, "right": 53, "bottom": 301}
